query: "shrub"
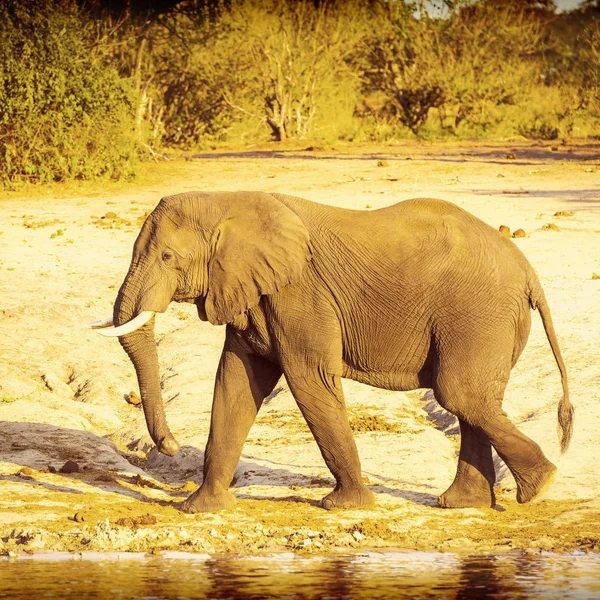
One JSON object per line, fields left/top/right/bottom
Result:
{"left": 362, "top": 2, "right": 447, "bottom": 134}
{"left": 213, "top": 0, "right": 365, "bottom": 142}
{"left": 0, "top": 0, "right": 139, "bottom": 186}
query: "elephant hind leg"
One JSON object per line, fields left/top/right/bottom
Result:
{"left": 479, "top": 412, "right": 557, "bottom": 504}
{"left": 438, "top": 419, "right": 496, "bottom": 509}
{"left": 434, "top": 373, "right": 556, "bottom": 506}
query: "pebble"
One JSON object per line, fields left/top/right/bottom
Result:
{"left": 126, "top": 390, "right": 141, "bottom": 406}
{"left": 512, "top": 229, "right": 526, "bottom": 238}
{"left": 498, "top": 225, "right": 511, "bottom": 237}
{"left": 352, "top": 531, "right": 366, "bottom": 542}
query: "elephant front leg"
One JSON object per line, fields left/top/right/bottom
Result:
{"left": 180, "top": 340, "right": 282, "bottom": 514}
{"left": 438, "top": 419, "right": 496, "bottom": 508}
{"left": 285, "top": 371, "right": 374, "bottom": 510}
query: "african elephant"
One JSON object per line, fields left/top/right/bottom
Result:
{"left": 91, "top": 192, "right": 573, "bottom": 513}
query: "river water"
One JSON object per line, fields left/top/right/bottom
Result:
{"left": 1, "top": 551, "right": 599, "bottom": 599}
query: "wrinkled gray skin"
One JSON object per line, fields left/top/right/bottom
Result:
{"left": 112, "top": 192, "right": 573, "bottom": 513}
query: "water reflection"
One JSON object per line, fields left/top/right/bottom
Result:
{"left": 0, "top": 551, "right": 599, "bottom": 599}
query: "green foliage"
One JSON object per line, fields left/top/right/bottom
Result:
{"left": 362, "top": 2, "right": 446, "bottom": 134}
{"left": 230, "top": 0, "right": 364, "bottom": 141}
{"left": 1, "top": 0, "right": 599, "bottom": 183}
{"left": 0, "top": 0, "right": 139, "bottom": 186}
{"left": 124, "top": 0, "right": 366, "bottom": 146}
{"left": 362, "top": 1, "right": 548, "bottom": 137}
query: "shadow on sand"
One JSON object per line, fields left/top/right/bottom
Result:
{"left": 0, "top": 421, "right": 438, "bottom": 509}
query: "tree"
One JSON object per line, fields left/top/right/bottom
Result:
{"left": 218, "top": 0, "right": 365, "bottom": 141}
{"left": 362, "top": 2, "right": 446, "bottom": 134}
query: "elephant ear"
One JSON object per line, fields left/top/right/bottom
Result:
{"left": 205, "top": 192, "right": 311, "bottom": 325}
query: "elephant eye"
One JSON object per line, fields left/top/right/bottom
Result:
{"left": 162, "top": 251, "right": 174, "bottom": 263}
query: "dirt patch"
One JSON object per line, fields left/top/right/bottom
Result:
{"left": 2, "top": 464, "right": 600, "bottom": 556}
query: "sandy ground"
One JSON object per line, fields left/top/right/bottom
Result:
{"left": 1, "top": 140, "right": 599, "bottom": 557}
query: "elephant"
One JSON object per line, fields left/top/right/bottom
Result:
{"left": 90, "top": 191, "right": 573, "bottom": 513}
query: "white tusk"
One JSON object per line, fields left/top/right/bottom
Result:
{"left": 87, "top": 317, "right": 114, "bottom": 329}
{"left": 94, "top": 311, "right": 155, "bottom": 337}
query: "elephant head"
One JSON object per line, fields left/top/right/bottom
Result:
{"left": 89, "top": 191, "right": 311, "bottom": 456}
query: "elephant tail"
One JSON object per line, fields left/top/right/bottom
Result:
{"left": 529, "top": 277, "right": 574, "bottom": 454}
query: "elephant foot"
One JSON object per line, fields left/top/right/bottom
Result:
{"left": 515, "top": 461, "right": 557, "bottom": 504}
{"left": 438, "top": 479, "right": 496, "bottom": 509}
{"left": 179, "top": 485, "right": 236, "bottom": 513}
{"left": 321, "top": 483, "right": 375, "bottom": 510}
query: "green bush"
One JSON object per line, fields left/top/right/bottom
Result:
{"left": 0, "top": 0, "right": 139, "bottom": 186}
{"left": 2, "top": 0, "right": 598, "bottom": 178}
{"left": 219, "top": 0, "right": 365, "bottom": 142}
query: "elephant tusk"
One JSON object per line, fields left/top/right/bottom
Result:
{"left": 87, "top": 317, "right": 114, "bottom": 329}
{"left": 94, "top": 311, "right": 155, "bottom": 337}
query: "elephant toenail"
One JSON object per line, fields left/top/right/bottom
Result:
{"left": 322, "top": 498, "right": 334, "bottom": 510}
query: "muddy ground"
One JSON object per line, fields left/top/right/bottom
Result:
{"left": 1, "top": 140, "right": 599, "bottom": 557}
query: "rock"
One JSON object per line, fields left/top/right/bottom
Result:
{"left": 18, "top": 466, "right": 34, "bottom": 476}
{"left": 59, "top": 460, "right": 80, "bottom": 473}
{"left": 126, "top": 390, "right": 141, "bottom": 406}
{"left": 74, "top": 512, "right": 85, "bottom": 523}
{"left": 512, "top": 229, "right": 526, "bottom": 238}
{"left": 104, "top": 212, "right": 118, "bottom": 219}
{"left": 506, "top": 153, "right": 516, "bottom": 160}
{"left": 376, "top": 160, "right": 389, "bottom": 167}
{"left": 542, "top": 223, "right": 561, "bottom": 231}
{"left": 499, "top": 225, "right": 511, "bottom": 238}
{"left": 554, "top": 211, "right": 574, "bottom": 217}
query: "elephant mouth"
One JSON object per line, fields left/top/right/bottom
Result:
{"left": 88, "top": 310, "right": 155, "bottom": 337}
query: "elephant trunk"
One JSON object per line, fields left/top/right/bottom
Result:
{"left": 114, "top": 276, "right": 180, "bottom": 457}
